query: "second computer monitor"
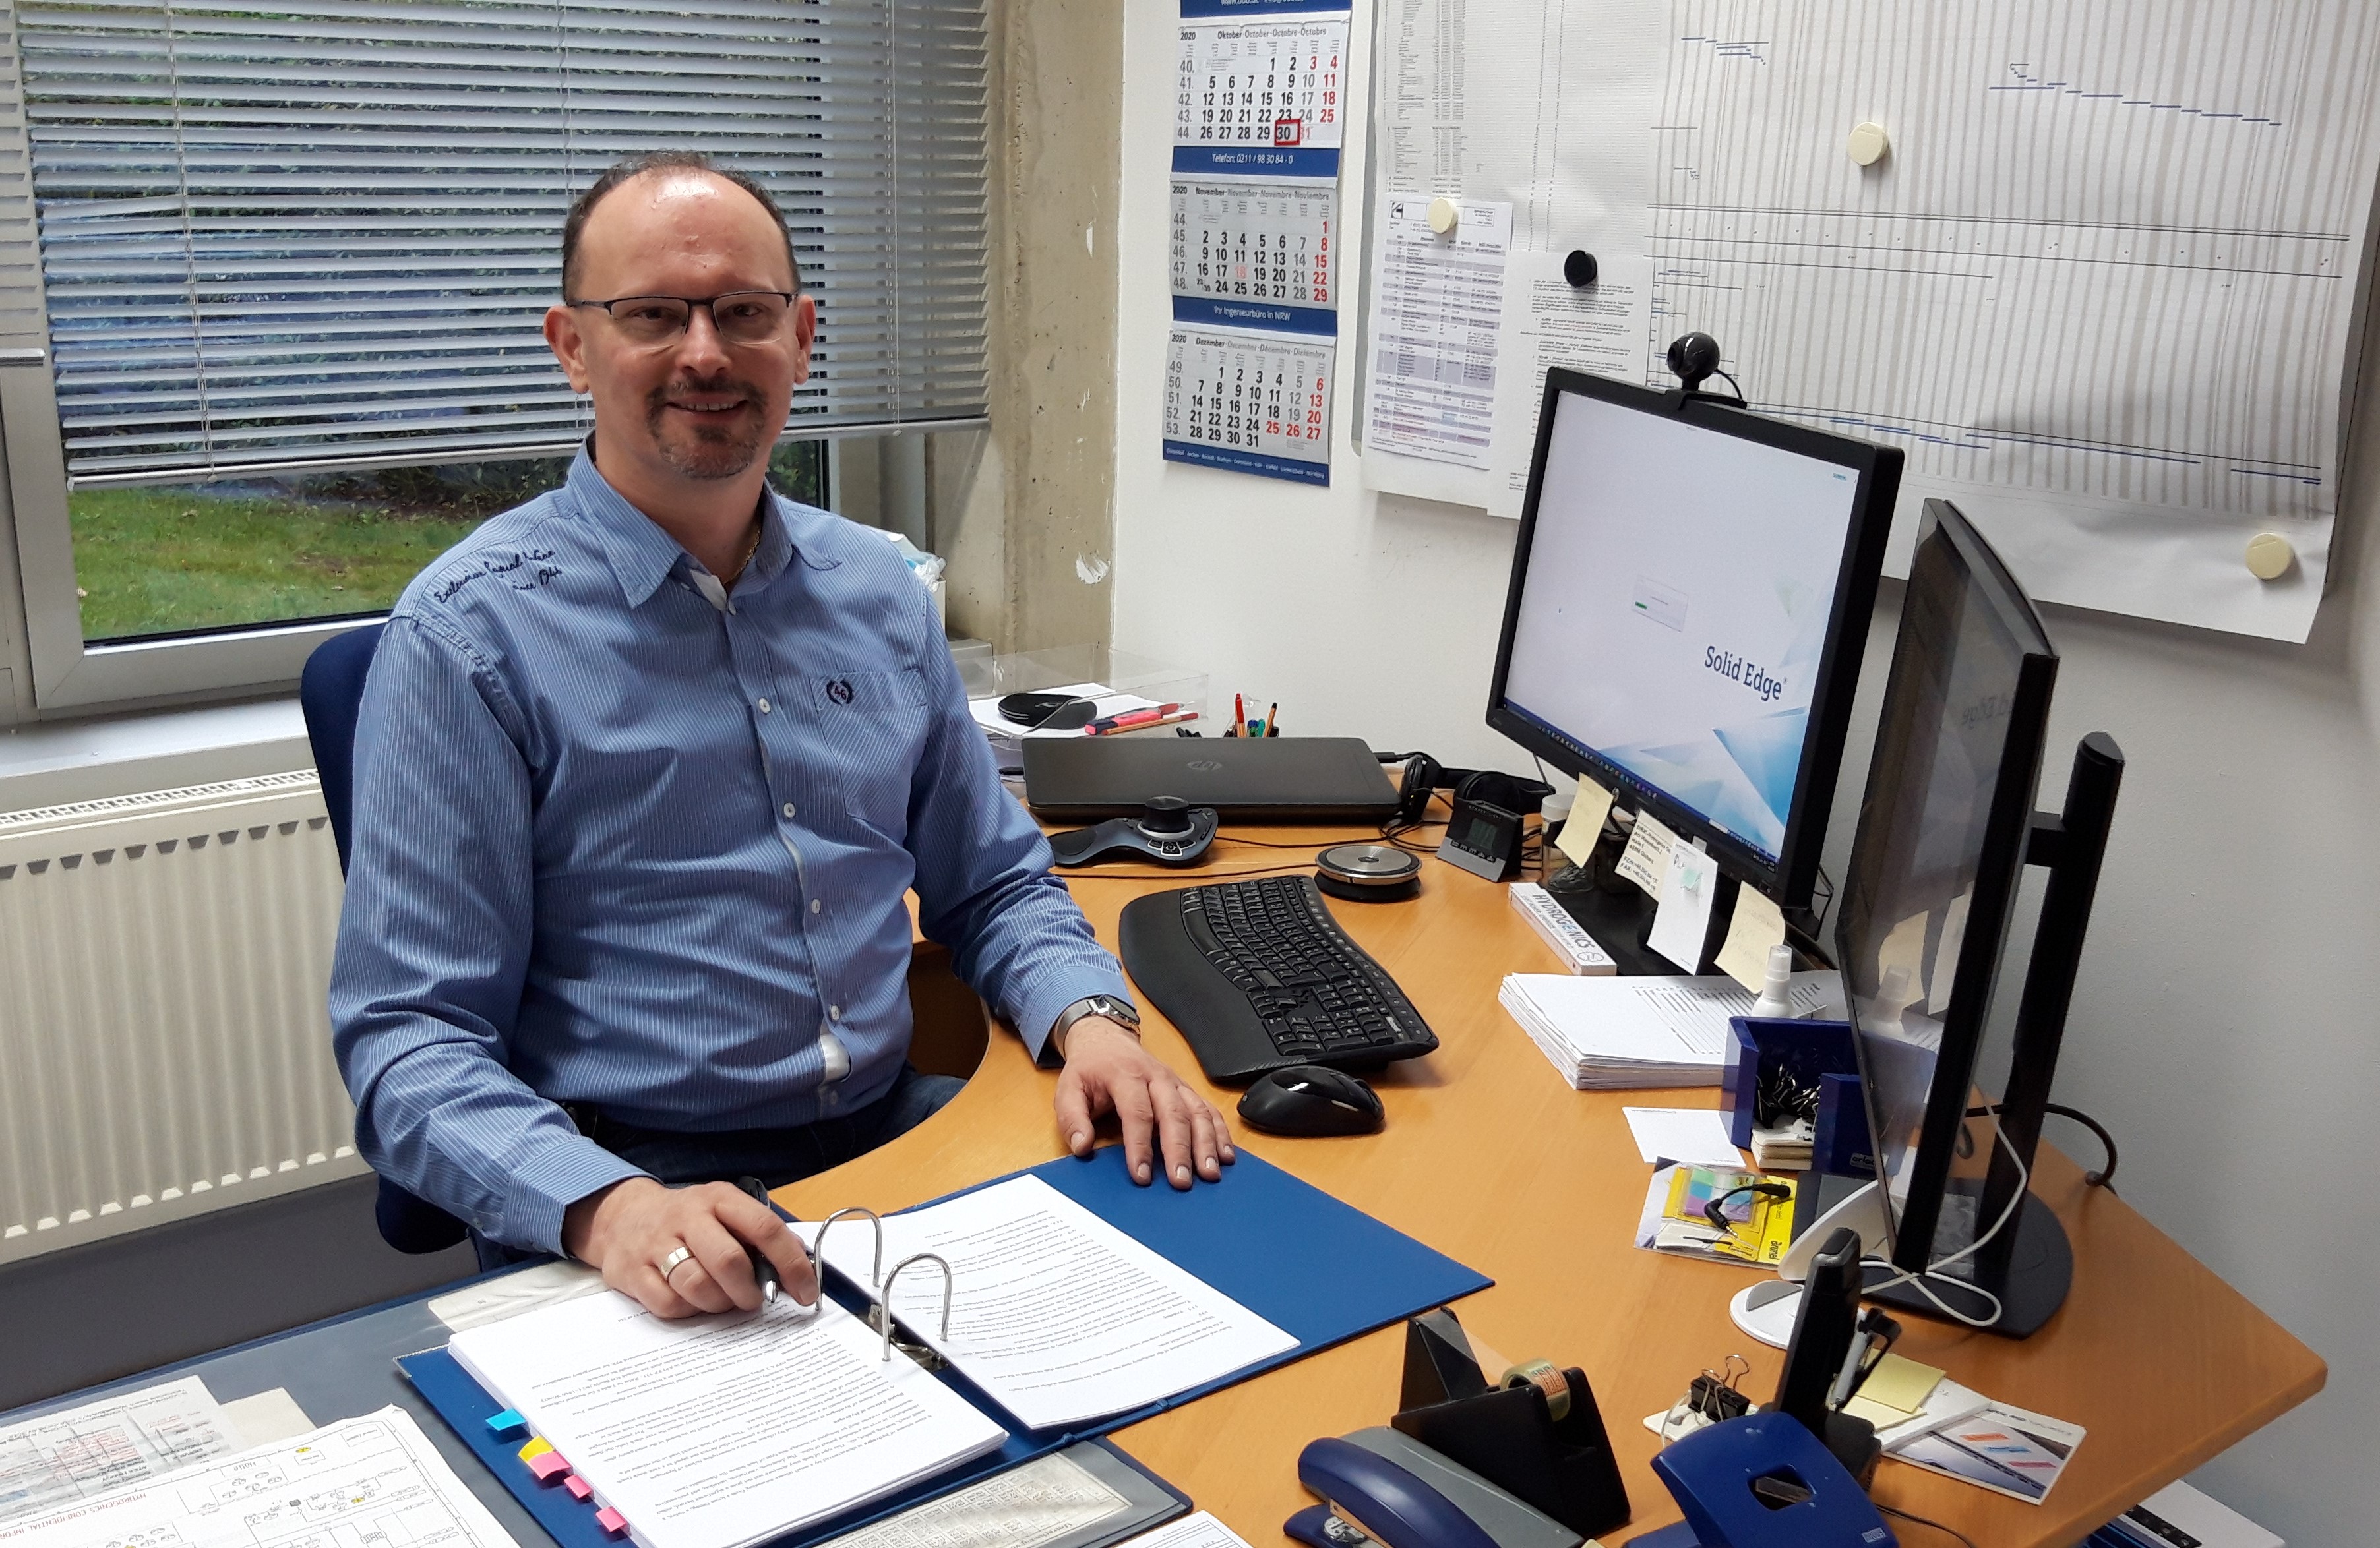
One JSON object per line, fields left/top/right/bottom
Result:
{"left": 1486, "top": 369, "right": 1901, "bottom": 910}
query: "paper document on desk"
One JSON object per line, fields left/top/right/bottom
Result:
{"left": 810, "top": 1174, "right": 1297, "bottom": 1431}
{"left": 0, "top": 1375, "right": 243, "bottom": 1521}
{"left": 1117, "top": 1512, "right": 1254, "bottom": 1548}
{"left": 1893, "top": 1400, "right": 2085, "bottom": 1503}
{"left": 820, "top": 1450, "right": 1128, "bottom": 1548}
{"left": 0, "top": 1407, "right": 519, "bottom": 1548}
{"left": 1500, "top": 971, "right": 1840, "bottom": 1089}
{"left": 448, "top": 1290, "right": 1006, "bottom": 1548}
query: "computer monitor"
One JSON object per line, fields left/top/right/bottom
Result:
{"left": 1486, "top": 369, "right": 1901, "bottom": 930}
{"left": 1835, "top": 498, "right": 2123, "bottom": 1338}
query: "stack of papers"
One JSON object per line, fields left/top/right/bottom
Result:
{"left": 967, "top": 682, "right": 1159, "bottom": 763}
{"left": 1500, "top": 971, "right": 1839, "bottom": 1089}
{"left": 450, "top": 1291, "right": 1008, "bottom": 1548}
{"left": 807, "top": 1174, "right": 1298, "bottom": 1431}
{"left": 0, "top": 1409, "right": 520, "bottom": 1548}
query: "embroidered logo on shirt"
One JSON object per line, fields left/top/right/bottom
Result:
{"left": 825, "top": 677, "right": 856, "bottom": 705}
{"left": 433, "top": 547, "right": 561, "bottom": 603}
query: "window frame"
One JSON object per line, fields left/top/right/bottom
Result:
{"left": 0, "top": 1, "right": 988, "bottom": 721}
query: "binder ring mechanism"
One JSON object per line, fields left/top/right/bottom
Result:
{"left": 810, "top": 1208, "right": 952, "bottom": 1369}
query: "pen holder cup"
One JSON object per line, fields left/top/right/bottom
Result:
{"left": 1722, "top": 1018, "right": 1857, "bottom": 1151}
{"left": 1393, "top": 1310, "right": 1632, "bottom": 1541}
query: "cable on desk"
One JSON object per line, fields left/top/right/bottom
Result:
{"left": 1876, "top": 1503, "right": 1978, "bottom": 1548}
{"left": 1211, "top": 833, "right": 1329, "bottom": 850}
{"left": 1961, "top": 1100, "right": 2120, "bottom": 1191}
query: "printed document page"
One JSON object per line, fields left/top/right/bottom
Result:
{"left": 448, "top": 1292, "right": 1006, "bottom": 1548}
{"left": 0, "top": 1408, "right": 518, "bottom": 1548}
{"left": 0, "top": 1376, "right": 243, "bottom": 1522}
{"left": 821, "top": 1450, "right": 1128, "bottom": 1548}
{"left": 812, "top": 1175, "right": 1297, "bottom": 1431}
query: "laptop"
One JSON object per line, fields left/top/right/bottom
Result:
{"left": 1022, "top": 736, "right": 1401, "bottom": 821}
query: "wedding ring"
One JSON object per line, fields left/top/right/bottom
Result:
{"left": 657, "top": 1245, "right": 696, "bottom": 1279}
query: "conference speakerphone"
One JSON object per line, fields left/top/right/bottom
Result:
{"left": 1023, "top": 736, "right": 1403, "bottom": 822}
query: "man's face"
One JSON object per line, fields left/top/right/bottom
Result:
{"left": 544, "top": 173, "right": 817, "bottom": 489}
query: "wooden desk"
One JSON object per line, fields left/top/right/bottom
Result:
{"left": 812, "top": 829, "right": 2322, "bottom": 1547}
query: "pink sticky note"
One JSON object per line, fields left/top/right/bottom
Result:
{"left": 528, "top": 1452, "right": 572, "bottom": 1483}
{"left": 595, "top": 1508, "right": 628, "bottom": 1536}
{"left": 564, "top": 1476, "right": 593, "bottom": 1501}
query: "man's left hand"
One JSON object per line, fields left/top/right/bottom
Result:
{"left": 1054, "top": 1019, "right": 1235, "bottom": 1187}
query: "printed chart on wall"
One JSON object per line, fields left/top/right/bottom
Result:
{"left": 1165, "top": 0, "right": 1351, "bottom": 485}
{"left": 1361, "top": 0, "right": 2380, "bottom": 641}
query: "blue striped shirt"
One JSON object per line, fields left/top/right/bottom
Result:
{"left": 328, "top": 450, "right": 1130, "bottom": 1253}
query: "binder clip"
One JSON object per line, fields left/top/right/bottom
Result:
{"left": 1653, "top": 1356, "right": 1751, "bottom": 1443}
{"left": 1387, "top": 1308, "right": 1632, "bottom": 1541}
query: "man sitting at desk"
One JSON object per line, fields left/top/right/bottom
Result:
{"left": 329, "top": 152, "right": 1229, "bottom": 1319}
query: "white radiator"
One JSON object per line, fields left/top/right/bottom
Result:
{"left": 0, "top": 771, "right": 366, "bottom": 1264}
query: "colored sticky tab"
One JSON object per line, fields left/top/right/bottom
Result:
{"left": 517, "top": 1437, "right": 554, "bottom": 1463}
{"left": 595, "top": 1508, "right": 628, "bottom": 1536}
{"left": 564, "top": 1476, "right": 593, "bottom": 1501}
{"left": 528, "top": 1452, "right": 572, "bottom": 1483}
{"left": 486, "top": 1408, "right": 527, "bottom": 1437}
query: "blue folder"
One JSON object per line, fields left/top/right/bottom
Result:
{"left": 400, "top": 1145, "right": 1490, "bottom": 1548}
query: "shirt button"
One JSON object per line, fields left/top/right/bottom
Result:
{"left": 781, "top": 802, "right": 796, "bottom": 818}
{"left": 758, "top": 698, "right": 772, "bottom": 714}
{"left": 829, "top": 1005, "right": 842, "bottom": 1021}
{"left": 810, "top": 899, "right": 822, "bottom": 914}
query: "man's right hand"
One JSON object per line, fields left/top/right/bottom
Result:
{"left": 561, "top": 1177, "right": 819, "bottom": 1318}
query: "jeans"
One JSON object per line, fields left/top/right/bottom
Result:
{"left": 472, "top": 1063, "right": 965, "bottom": 1272}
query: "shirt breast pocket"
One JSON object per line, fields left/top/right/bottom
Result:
{"left": 809, "top": 668, "right": 927, "bottom": 714}
{"left": 805, "top": 668, "right": 931, "bottom": 837}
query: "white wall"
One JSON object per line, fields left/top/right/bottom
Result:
{"left": 1113, "top": 3, "right": 2377, "bottom": 1539}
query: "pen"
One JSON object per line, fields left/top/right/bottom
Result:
{"left": 1084, "top": 702, "right": 1183, "bottom": 734}
{"left": 1233, "top": 693, "right": 1246, "bottom": 736}
{"left": 1264, "top": 702, "right": 1279, "bottom": 737}
{"left": 733, "top": 1175, "right": 783, "bottom": 1304}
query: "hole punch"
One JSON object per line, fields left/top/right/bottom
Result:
{"left": 875, "top": 1252, "right": 954, "bottom": 1367}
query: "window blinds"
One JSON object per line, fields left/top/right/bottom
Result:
{"left": 5, "top": 1, "right": 991, "bottom": 484}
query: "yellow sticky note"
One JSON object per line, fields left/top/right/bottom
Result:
{"left": 1854, "top": 1353, "right": 1945, "bottom": 1415}
{"left": 1556, "top": 777, "right": 1615, "bottom": 870}
{"left": 518, "top": 1437, "right": 554, "bottom": 1464}
{"left": 1843, "top": 1392, "right": 1903, "bottom": 1429}
{"left": 1715, "top": 886, "right": 1788, "bottom": 994}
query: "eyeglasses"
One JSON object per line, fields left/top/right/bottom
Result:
{"left": 566, "top": 290, "right": 795, "bottom": 346}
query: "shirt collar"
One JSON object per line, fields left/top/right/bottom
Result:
{"left": 565, "top": 442, "right": 796, "bottom": 608}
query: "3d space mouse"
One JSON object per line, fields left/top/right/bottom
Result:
{"left": 1238, "top": 1065, "right": 1385, "bottom": 1137}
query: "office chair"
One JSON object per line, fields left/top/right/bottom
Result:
{"left": 300, "top": 624, "right": 472, "bottom": 1255}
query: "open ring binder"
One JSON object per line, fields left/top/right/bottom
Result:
{"left": 879, "top": 1253, "right": 955, "bottom": 1365}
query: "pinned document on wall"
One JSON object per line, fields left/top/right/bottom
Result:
{"left": 1165, "top": 0, "right": 1351, "bottom": 485}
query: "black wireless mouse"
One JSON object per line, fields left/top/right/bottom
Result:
{"left": 1237, "top": 1065, "right": 1385, "bottom": 1137}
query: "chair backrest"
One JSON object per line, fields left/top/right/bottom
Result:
{"left": 299, "top": 622, "right": 385, "bottom": 876}
{"left": 299, "top": 622, "right": 469, "bottom": 1257}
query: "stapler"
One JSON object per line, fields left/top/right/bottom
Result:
{"left": 1286, "top": 1309, "right": 1630, "bottom": 1548}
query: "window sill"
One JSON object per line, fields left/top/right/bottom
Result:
{"left": 0, "top": 696, "right": 313, "bottom": 816}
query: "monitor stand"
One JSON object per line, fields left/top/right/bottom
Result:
{"left": 1860, "top": 1192, "right": 2073, "bottom": 1338}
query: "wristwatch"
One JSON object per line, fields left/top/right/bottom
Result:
{"left": 1049, "top": 994, "right": 1142, "bottom": 1061}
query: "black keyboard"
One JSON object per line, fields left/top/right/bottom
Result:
{"left": 1117, "top": 875, "right": 1438, "bottom": 1085}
